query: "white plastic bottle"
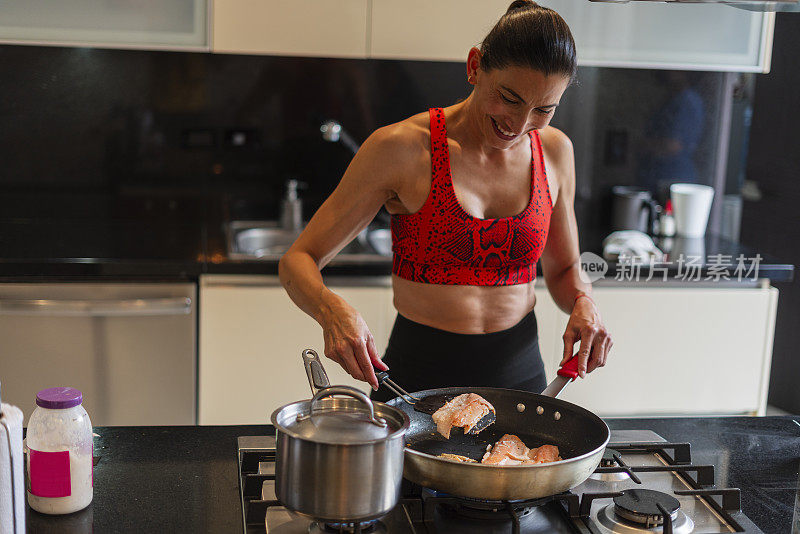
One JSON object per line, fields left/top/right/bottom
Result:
{"left": 659, "top": 200, "right": 677, "bottom": 237}
{"left": 26, "top": 387, "right": 93, "bottom": 514}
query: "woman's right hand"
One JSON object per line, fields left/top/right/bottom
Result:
{"left": 319, "top": 297, "right": 388, "bottom": 390}
{"left": 278, "top": 124, "right": 416, "bottom": 390}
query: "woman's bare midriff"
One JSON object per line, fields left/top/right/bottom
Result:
{"left": 391, "top": 275, "right": 538, "bottom": 334}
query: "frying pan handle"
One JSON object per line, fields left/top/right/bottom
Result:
{"left": 302, "top": 349, "right": 331, "bottom": 396}
{"left": 557, "top": 355, "right": 581, "bottom": 380}
{"left": 541, "top": 355, "right": 581, "bottom": 398}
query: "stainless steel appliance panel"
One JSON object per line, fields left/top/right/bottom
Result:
{"left": 0, "top": 282, "right": 196, "bottom": 426}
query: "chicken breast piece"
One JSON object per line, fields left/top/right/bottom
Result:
{"left": 432, "top": 393, "right": 495, "bottom": 439}
{"left": 481, "top": 434, "right": 532, "bottom": 465}
{"left": 528, "top": 444, "right": 561, "bottom": 464}
{"left": 481, "top": 434, "right": 561, "bottom": 465}
{"left": 438, "top": 453, "right": 478, "bottom": 463}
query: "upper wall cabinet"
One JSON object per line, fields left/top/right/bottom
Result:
{"left": 212, "top": 0, "right": 369, "bottom": 58}
{"left": 0, "top": 0, "right": 207, "bottom": 51}
{"left": 370, "top": 1, "right": 501, "bottom": 64}
{"left": 0, "top": 0, "right": 773, "bottom": 71}
{"left": 370, "top": 0, "right": 774, "bottom": 72}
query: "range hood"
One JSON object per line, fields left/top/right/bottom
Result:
{"left": 589, "top": 0, "right": 800, "bottom": 12}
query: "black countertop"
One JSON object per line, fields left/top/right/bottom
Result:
{"left": 24, "top": 416, "right": 800, "bottom": 534}
{"left": 0, "top": 218, "right": 206, "bottom": 279}
{"left": 0, "top": 208, "right": 793, "bottom": 281}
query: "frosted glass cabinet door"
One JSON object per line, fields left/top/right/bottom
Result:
{"left": 370, "top": 0, "right": 773, "bottom": 72}
{"left": 0, "top": 0, "right": 207, "bottom": 50}
{"left": 543, "top": 0, "right": 774, "bottom": 72}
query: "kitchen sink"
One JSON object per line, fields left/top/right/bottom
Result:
{"left": 226, "top": 221, "right": 391, "bottom": 263}
{"left": 232, "top": 225, "right": 300, "bottom": 258}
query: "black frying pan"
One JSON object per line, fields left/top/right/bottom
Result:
{"left": 380, "top": 357, "right": 610, "bottom": 500}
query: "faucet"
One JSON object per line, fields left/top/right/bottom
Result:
{"left": 320, "top": 120, "right": 361, "bottom": 156}
{"left": 280, "top": 179, "right": 305, "bottom": 232}
{"left": 319, "top": 120, "right": 389, "bottom": 242}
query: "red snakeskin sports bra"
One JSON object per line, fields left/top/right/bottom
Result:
{"left": 390, "top": 108, "right": 553, "bottom": 286}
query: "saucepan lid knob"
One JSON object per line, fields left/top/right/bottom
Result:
{"left": 292, "top": 386, "right": 391, "bottom": 443}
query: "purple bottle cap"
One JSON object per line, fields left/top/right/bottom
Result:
{"left": 36, "top": 387, "right": 83, "bottom": 409}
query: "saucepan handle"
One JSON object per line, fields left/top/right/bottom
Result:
{"left": 302, "top": 349, "right": 331, "bottom": 396}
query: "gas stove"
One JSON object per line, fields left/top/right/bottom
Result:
{"left": 237, "top": 430, "right": 764, "bottom": 533}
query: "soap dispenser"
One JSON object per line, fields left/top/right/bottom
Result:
{"left": 280, "top": 179, "right": 304, "bottom": 232}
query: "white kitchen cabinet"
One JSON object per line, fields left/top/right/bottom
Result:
{"left": 0, "top": 0, "right": 207, "bottom": 51}
{"left": 369, "top": 1, "right": 502, "bottom": 65}
{"left": 549, "top": 285, "right": 779, "bottom": 416}
{"left": 200, "top": 274, "right": 778, "bottom": 421}
{"left": 0, "top": 0, "right": 772, "bottom": 70}
{"left": 199, "top": 275, "right": 393, "bottom": 425}
{"left": 532, "top": 284, "right": 563, "bottom": 372}
{"left": 370, "top": 0, "right": 774, "bottom": 72}
{"left": 199, "top": 277, "right": 558, "bottom": 424}
{"left": 211, "top": 0, "right": 369, "bottom": 58}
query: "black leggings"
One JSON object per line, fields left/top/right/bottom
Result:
{"left": 371, "top": 309, "right": 547, "bottom": 403}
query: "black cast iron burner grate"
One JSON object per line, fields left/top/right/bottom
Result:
{"left": 237, "top": 437, "right": 761, "bottom": 534}
{"left": 415, "top": 488, "right": 580, "bottom": 534}
{"left": 238, "top": 440, "right": 279, "bottom": 533}
{"left": 319, "top": 520, "right": 382, "bottom": 534}
{"left": 581, "top": 440, "right": 755, "bottom": 534}
{"left": 238, "top": 442, "right": 384, "bottom": 534}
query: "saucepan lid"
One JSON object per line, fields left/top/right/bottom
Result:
{"left": 279, "top": 386, "right": 395, "bottom": 444}
{"left": 271, "top": 349, "right": 409, "bottom": 445}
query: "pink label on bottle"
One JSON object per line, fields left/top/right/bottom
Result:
{"left": 29, "top": 449, "right": 71, "bottom": 498}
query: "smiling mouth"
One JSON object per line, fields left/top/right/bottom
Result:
{"left": 490, "top": 117, "right": 517, "bottom": 141}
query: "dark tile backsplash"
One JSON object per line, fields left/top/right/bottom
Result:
{"left": 0, "top": 44, "right": 740, "bottom": 230}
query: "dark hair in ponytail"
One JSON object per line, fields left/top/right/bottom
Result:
{"left": 480, "top": 0, "right": 577, "bottom": 81}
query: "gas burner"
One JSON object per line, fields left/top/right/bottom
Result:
{"left": 310, "top": 519, "right": 386, "bottom": 534}
{"left": 440, "top": 501, "right": 538, "bottom": 521}
{"left": 601, "top": 448, "right": 620, "bottom": 466}
{"left": 456, "top": 495, "right": 554, "bottom": 512}
{"left": 589, "top": 448, "right": 630, "bottom": 481}
{"left": 427, "top": 490, "right": 552, "bottom": 521}
{"left": 594, "top": 503, "right": 694, "bottom": 534}
{"left": 613, "top": 489, "right": 680, "bottom": 527}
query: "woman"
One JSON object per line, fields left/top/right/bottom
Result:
{"left": 279, "top": 0, "right": 612, "bottom": 399}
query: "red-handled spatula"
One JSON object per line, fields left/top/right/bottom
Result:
{"left": 540, "top": 355, "right": 581, "bottom": 398}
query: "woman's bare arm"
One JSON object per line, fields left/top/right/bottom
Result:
{"left": 279, "top": 123, "right": 425, "bottom": 388}
{"left": 539, "top": 128, "right": 613, "bottom": 377}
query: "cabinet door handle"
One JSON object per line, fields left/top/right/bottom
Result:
{"left": 0, "top": 297, "right": 192, "bottom": 317}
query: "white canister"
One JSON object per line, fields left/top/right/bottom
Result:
{"left": 670, "top": 183, "right": 715, "bottom": 238}
{"left": 25, "top": 387, "right": 93, "bottom": 514}
{"left": 1, "top": 398, "right": 25, "bottom": 534}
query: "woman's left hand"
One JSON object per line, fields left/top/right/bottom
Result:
{"left": 559, "top": 297, "right": 612, "bottom": 378}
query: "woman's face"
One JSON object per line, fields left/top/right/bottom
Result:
{"left": 468, "top": 49, "right": 571, "bottom": 149}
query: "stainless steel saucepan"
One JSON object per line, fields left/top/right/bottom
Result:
{"left": 270, "top": 349, "right": 410, "bottom": 522}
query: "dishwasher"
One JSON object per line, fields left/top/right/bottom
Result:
{"left": 0, "top": 282, "right": 196, "bottom": 426}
